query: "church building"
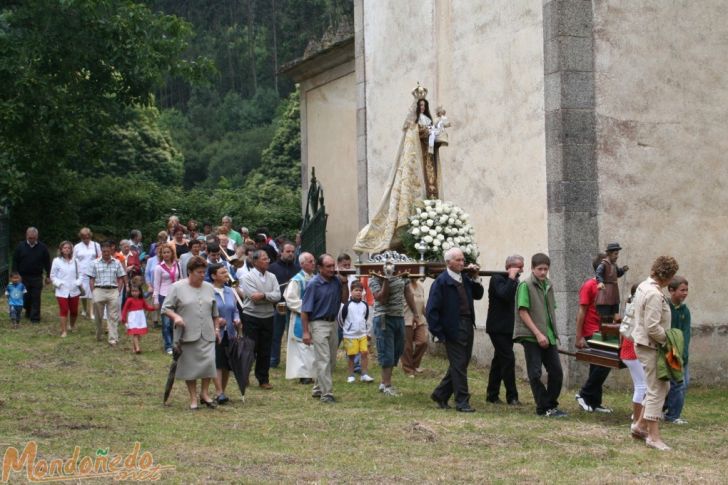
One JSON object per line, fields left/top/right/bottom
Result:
{"left": 283, "top": 1, "right": 728, "bottom": 384}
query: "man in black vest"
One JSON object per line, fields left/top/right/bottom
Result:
{"left": 12, "top": 227, "right": 51, "bottom": 323}
{"left": 485, "top": 254, "right": 524, "bottom": 405}
{"left": 426, "top": 247, "right": 484, "bottom": 412}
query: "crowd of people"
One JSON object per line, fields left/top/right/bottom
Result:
{"left": 5, "top": 221, "right": 691, "bottom": 450}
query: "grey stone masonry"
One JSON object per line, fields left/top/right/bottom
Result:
{"left": 354, "top": 0, "right": 369, "bottom": 229}
{"left": 543, "top": 0, "right": 598, "bottom": 386}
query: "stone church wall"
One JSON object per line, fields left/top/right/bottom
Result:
{"left": 593, "top": 0, "right": 728, "bottom": 383}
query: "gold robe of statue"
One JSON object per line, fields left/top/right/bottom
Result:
{"left": 353, "top": 90, "right": 434, "bottom": 255}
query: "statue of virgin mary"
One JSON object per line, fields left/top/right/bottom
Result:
{"left": 352, "top": 83, "right": 439, "bottom": 254}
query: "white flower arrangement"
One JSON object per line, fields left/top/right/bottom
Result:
{"left": 405, "top": 199, "right": 480, "bottom": 262}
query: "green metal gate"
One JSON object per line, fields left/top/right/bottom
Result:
{"left": 300, "top": 167, "right": 328, "bottom": 257}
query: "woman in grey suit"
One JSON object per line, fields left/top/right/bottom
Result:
{"left": 162, "top": 256, "right": 223, "bottom": 410}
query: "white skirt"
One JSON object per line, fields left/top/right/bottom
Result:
{"left": 285, "top": 334, "right": 316, "bottom": 379}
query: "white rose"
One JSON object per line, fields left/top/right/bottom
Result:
{"left": 448, "top": 217, "right": 455, "bottom": 225}
{"left": 442, "top": 204, "right": 451, "bottom": 214}
{"left": 426, "top": 219, "right": 434, "bottom": 226}
{"left": 423, "top": 235, "right": 433, "bottom": 243}
{"left": 429, "top": 229, "right": 437, "bottom": 237}
{"left": 432, "top": 239, "right": 441, "bottom": 247}
{"left": 435, "top": 206, "right": 443, "bottom": 214}
{"left": 439, "top": 215, "right": 448, "bottom": 224}
{"left": 462, "top": 213, "right": 469, "bottom": 220}
{"left": 411, "top": 227, "right": 420, "bottom": 236}
{"left": 442, "top": 242, "right": 451, "bottom": 250}
{"left": 414, "top": 243, "right": 421, "bottom": 250}
{"left": 411, "top": 219, "right": 419, "bottom": 226}
{"left": 437, "top": 234, "right": 445, "bottom": 241}
{"left": 447, "top": 237, "right": 454, "bottom": 242}
{"left": 416, "top": 207, "right": 422, "bottom": 214}
{"left": 420, "top": 225, "right": 430, "bottom": 233}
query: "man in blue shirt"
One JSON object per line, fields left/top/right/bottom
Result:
{"left": 301, "top": 254, "right": 348, "bottom": 403}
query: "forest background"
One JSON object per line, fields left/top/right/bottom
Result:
{"left": 0, "top": 0, "right": 353, "bottom": 244}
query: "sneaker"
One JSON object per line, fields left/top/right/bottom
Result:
{"left": 347, "top": 375, "right": 356, "bottom": 383}
{"left": 667, "top": 417, "right": 688, "bottom": 425}
{"left": 382, "top": 386, "right": 400, "bottom": 397}
{"left": 320, "top": 394, "right": 336, "bottom": 404}
{"left": 166, "top": 349, "right": 173, "bottom": 355}
{"left": 544, "top": 408, "right": 568, "bottom": 418}
{"left": 378, "top": 383, "right": 386, "bottom": 392}
{"left": 360, "top": 374, "right": 374, "bottom": 383}
{"left": 575, "top": 394, "right": 593, "bottom": 412}
{"left": 594, "top": 405, "right": 613, "bottom": 414}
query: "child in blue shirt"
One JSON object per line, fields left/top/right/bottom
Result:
{"left": 5, "top": 271, "right": 26, "bottom": 328}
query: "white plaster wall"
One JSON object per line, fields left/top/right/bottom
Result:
{"left": 594, "top": 1, "right": 728, "bottom": 380}
{"left": 304, "top": 71, "right": 359, "bottom": 256}
{"left": 363, "top": 0, "right": 547, "bottom": 312}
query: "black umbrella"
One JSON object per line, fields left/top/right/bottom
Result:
{"left": 163, "top": 328, "right": 184, "bottom": 405}
{"left": 225, "top": 334, "right": 256, "bottom": 399}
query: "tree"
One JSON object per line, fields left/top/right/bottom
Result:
{"left": 0, "top": 0, "right": 208, "bottom": 208}
{"left": 255, "top": 88, "right": 301, "bottom": 189}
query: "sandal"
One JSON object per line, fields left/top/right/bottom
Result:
{"left": 630, "top": 424, "right": 648, "bottom": 440}
{"left": 199, "top": 396, "right": 217, "bottom": 408}
{"left": 645, "top": 438, "right": 671, "bottom": 451}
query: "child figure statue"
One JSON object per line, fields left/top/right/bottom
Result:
{"left": 428, "top": 106, "right": 451, "bottom": 154}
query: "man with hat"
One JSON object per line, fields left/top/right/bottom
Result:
{"left": 595, "top": 242, "right": 629, "bottom": 318}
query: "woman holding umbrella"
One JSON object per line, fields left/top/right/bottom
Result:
{"left": 162, "top": 256, "right": 223, "bottom": 410}
{"left": 210, "top": 263, "right": 241, "bottom": 405}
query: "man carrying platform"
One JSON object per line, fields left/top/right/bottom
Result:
{"left": 575, "top": 253, "right": 613, "bottom": 413}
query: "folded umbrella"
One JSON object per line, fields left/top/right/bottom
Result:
{"left": 163, "top": 327, "right": 184, "bottom": 405}
{"left": 226, "top": 334, "right": 256, "bottom": 399}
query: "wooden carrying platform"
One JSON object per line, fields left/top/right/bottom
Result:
{"left": 574, "top": 320, "right": 625, "bottom": 369}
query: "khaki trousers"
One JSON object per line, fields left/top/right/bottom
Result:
{"left": 401, "top": 324, "right": 428, "bottom": 374}
{"left": 636, "top": 344, "right": 669, "bottom": 421}
{"left": 93, "top": 288, "right": 120, "bottom": 343}
{"left": 311, "top": 319, "right": 338, "bottom": 397}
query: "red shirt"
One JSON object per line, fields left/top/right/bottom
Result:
{"left": 579, "top": 278, "right": 601, "bottom": 338}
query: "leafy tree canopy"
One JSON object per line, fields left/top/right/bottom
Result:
{"left": 0, "top": 0, "right": 210, "bottom": 206}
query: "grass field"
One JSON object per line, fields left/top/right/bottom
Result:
{"left": 1, "top": 292, "right": 726, "bottom": 483}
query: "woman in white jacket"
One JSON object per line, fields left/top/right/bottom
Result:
{"left": 51, "top": 241, "right": 82, "bottom": 337}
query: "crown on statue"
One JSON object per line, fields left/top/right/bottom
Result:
{"left": 411, "top": 82, "right": 428, "bottom": 100}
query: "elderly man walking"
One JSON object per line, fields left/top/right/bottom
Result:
{"left": 284, "top": 252, "right": 316, "bottom": 384}
{"left": 485, "top": 254, "right": 524, "bottom": 405}
{"left": 88, "top": 241, "right": 127, "bottom": 346}
{"left": 239, "top": 250, "right": 281, "bottom": 389}
{"left": 427, "top": 247, "right": 484, "bottom": 412}
{"left": 12, "top": 227, "right": 51, "bottom": 324}
{"left": 301, "top": 254, "right": 348, "bottom": 403}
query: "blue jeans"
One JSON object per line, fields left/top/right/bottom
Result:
{"left": 373, "top": 315, "right": 405, "bottom": 368}
{"left": 158, "top": 295, "right": 173, "bottom": 352}
{"left": 665, "top": 364, "right": 689, "bottom": 421}
{"left": 270, "top": 310, "right": 289, "bottom": 368}
{"left": 9, "top": 305, "right": 23, "bottom": 322}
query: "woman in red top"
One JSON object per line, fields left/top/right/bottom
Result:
{"left": 121, "top": 285, "right": 156, "bottom": 354}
